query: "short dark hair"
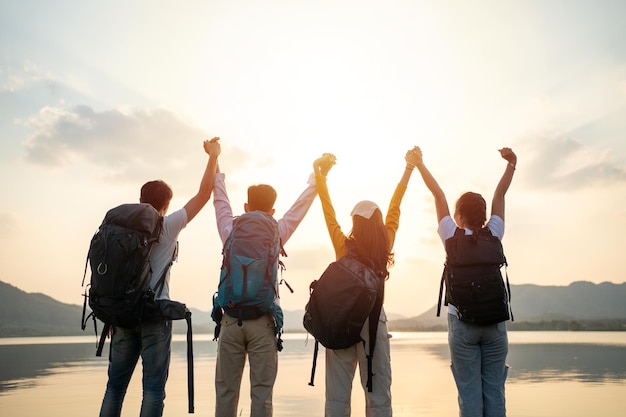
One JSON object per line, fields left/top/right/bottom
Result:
{"left": 247, "top": 184, "right": 277, "bottom": 213}
{"left": 140, "top": 180, "right": 173, "bottom": 212}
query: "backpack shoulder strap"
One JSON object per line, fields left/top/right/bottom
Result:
{"left": 365, "top": 283, "right": 384, "bottom": 393}
{"left": 96, "top": 323, "right": 111, "bottom": 357}
{"left": 480, "top": 226, "right": 493, "bottom": 236}
{"left": 504, "top": 261, "right": 514, "bottom": 322}
{"left": 439, "top": 228, "right": 464, "bottom": 315}
{"left": 154, "top": 241, "right": 178, "bottom": 297}
{"left": 436, "top": 266, "right": 447, "bottom": 317}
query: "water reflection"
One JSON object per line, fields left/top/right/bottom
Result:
{"left": 416, "top": 343, "right": 626, "bottom": 384}
{"left": 507, "top": 344, "right": 626, "bottom": 383}
{"left": 0, "top": 336, "right": 316, "bottom": 394}
{"left": 1, "top": 333, "right": 625, "bottom": 395}
{"left": 0, "top": 343, "right": 100, "bottom": 392}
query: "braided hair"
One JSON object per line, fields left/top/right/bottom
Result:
{"left": 454, "top": 192, "right": 487, "bottom": 242}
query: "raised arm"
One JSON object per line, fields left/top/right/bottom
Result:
{"left": 313, "top": 153, "right": 347, "bottom": 258}
{"left": 212, "top": 160, "right": 235, "bottom": 244}
{"left": 274, "top": 154, "right": 335, "bottom": 245}
{"left": 491, "top": 147, "right": 517, "bottom": 221}
{"left": 410, "top": 147, "right": 450, "bottom": 222}
{"left": 384, "top": 149, "right": 418, "bottom": 248}
{"left": 398, "top": 150, "right": 416, "bottom": 186}
{"left": 183, "top": 137, "right": 221, "bottom": 223}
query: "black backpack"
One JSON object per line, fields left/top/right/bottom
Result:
{"left": 437, "top": 227, "right": 513, "bottom": 325}
{"left": 303, "top": 255, "right": 384, "bottom": 392}
{"left": 81, "top": 203, "right": 196, "bottom": 413}
{"left": 82, "top": 203, "right": 163, "bottom": 341}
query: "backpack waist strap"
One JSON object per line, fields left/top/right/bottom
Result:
{"left": 223, "top": 307, "right": 267, "bottom": 321}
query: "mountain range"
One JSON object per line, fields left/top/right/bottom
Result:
{"left": 1, "top": 280, "right": 625, "bottom": 337}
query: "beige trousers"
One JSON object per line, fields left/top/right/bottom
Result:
{"left": 215, "top": 313, "right": 278, "bottom": 417}
{"left": 325, "top": 313, "right": 392, "bottom": 417}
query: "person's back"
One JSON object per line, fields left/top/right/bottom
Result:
{"left": 412, "top": 146, "right": 517, "bottom": 417}
{"left": 312, "top": 150, "right": 417, "bottom": 417}
{"left": 99, "top": 138, "right": 220, "bottom": 417}
{"left": 214, "top": 208, "right": 283, "bottom": 328}
{"left": 211, "top": 157, "right": 320, "bottom": 417}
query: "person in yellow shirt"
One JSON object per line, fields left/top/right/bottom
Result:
{"left": 312, "top": 149, "right": 421, "bottom": 417}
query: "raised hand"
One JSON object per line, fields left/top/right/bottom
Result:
{"left": 498, "top": 147, "right": 516, "bottom": 166}
{"left": 314, "top": 153, "right": 337, "bottom": 176}
{"left": 204, "top": 137, "right": 221, "bottom": 157}
{"left": 406, "top": 146, "right": 423, "bottom": 168}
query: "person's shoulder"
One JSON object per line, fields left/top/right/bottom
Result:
{"left": 165, "top": 207, "right": 186, "bottom": 219}
{"left": 488, "top": 214, "right": 504, "bottom": 227}
{"left": 438, "top": 215, "right": 456, "bottom": 241}
{"left": 164, "top": 208, "right": 188, "bottom": 230}
{"left": 438, "top": 215, "right": 455, "bottom": 229}
{"left": 486, "top": 215, "right": 504, "bottom": 239}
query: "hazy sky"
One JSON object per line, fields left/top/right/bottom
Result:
{"left": 1, "top": 0, "right": 625, "bottom": 317}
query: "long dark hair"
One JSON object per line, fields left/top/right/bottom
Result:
{"left": 347, "top": 209, "right": 394, "bottom": 279}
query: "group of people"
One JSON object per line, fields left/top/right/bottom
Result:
{"left": 97, "top": 137, "right": 517, "bottom": 417}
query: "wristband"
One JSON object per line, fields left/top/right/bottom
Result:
{"left": 508, "top": 162, "right": 516, "bottom": 169}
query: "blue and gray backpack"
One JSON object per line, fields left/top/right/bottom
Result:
{"left": 211, "top": 211, "right": 290, "bottom": 348}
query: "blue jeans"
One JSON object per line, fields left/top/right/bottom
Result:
{"left": 447, "top": 314, "right": 509, "bottom": 417}
{"left": 99, "top": 319, "right": 172, "bottom": 417}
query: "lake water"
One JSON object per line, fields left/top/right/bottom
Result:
{"left": 0, "top": 331, "right": 625, "bottom": 417}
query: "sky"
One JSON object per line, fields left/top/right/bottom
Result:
{"left": 1, "top": 0, "right": 625, "bottom": 318}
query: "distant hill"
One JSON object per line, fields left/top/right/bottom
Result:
{"left": 0, "top": 281, "right": 211, "bottom": 337}
{"left": 0, "top": 281, "right": 85, "bottom": 337}
{"left": 387, "top": 281, "right": 626, "bottom": 332}
{"left": 1, "top": 280, "right": 625, "bottom": 337}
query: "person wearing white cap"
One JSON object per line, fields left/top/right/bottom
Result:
{"left": 411, "top": 146, "right": 517, "bottom": 417}
{"left": 312, "top": 150, "right": 422, "bottom": 417}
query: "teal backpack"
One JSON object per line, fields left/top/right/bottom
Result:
{"left": 211, "top": 211, "right": 290, "bottom": 349}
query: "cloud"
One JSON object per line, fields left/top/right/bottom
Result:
{"left": 21, "top": 105, "right": 210, "bottom": 177}
{"left": 518, "top": 131, "right": 626, "bottom": 190}
{"left": 18, "top": 103, "right": 269, "bottom": 191}
{"left": 0, "top": 61, "right": 50, "bottom": 93}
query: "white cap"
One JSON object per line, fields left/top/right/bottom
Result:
{"left": 350, "top": 200, "right": 380, "bottom": 219}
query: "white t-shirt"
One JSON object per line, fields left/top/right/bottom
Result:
{"left": 149, "top": 208, "right": 188, "bottom": 300}
{"left": 437, "top": 214, "right": 505, "bottom": 316}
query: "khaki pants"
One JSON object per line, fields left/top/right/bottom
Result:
{"left": 215, "top": 313, "right": 278, "bottom": 417}
{"left": 325, "top": 313, "right": 392, "bottom": 417}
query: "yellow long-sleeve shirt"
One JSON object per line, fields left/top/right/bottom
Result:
{"left": 315, "top": 174, "right": 408, "bottom": 261}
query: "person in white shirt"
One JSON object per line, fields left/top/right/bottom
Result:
{"left": 99, "top": 138, "right": 221, "bottom": 417}
{"left": 412, "top": 146, "right": 517, "bottom": 417}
